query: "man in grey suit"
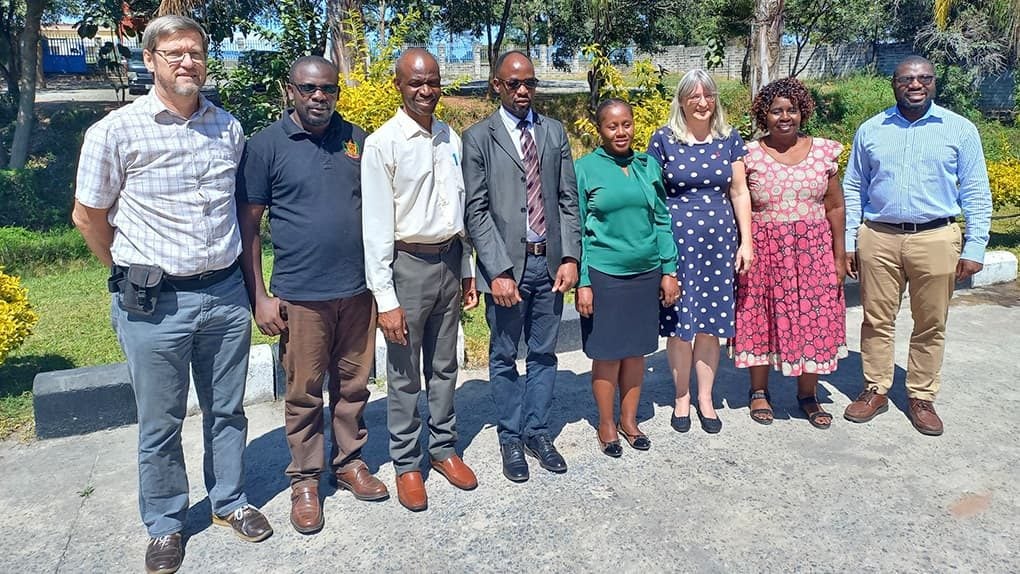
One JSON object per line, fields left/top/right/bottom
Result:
{"left": 462, "top": 50, "right": 581, "bottom": 483}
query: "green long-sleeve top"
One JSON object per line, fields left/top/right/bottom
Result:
{"left": 574, "top": 147, "right": 679, "bottom": 287}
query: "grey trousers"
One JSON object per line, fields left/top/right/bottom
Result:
{"left": 386, "top": 243, "right": 462, "bottom": 474}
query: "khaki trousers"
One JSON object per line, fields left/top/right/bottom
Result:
{"left": 280, "top": 291, "right": 376, "bottom": 484}
{"left": 857, "top": 221, "right": 962, "bottom": 401}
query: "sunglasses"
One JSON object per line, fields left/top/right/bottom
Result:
{"left": 893, "top": 74, "right": 935, "bottom": 86}
{"left": 497, "top": 77, "right": 540, "bottom": 90}
{"left": 289, "top": 82, "right": 340, "bottom": 95}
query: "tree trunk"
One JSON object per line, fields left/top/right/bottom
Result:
{"left": 490, "top": 0, "right": 512, "bottom": 63}
{"left": 328, "top": 0, "right": 365, "bottom": 85}
{"left": 749, "top": 0, "right": 784, "bottom": 99}
{"left": 8, "top": 0, "right": 44, "bottom": 169}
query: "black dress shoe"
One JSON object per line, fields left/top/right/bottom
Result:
{"left": 671, "top": 412, "right": 691, "bottom": 433}
{"left": 696, "top": 409, "right": 723, "bottom": 434}
{"left": 145, "top": 532, "right": 183, "bottom": 574}
{"left": 524, "top": 434, "right": 568, "bottom": 473}
{"left": 500, "top": 440, "right": 530, "bottom": 482}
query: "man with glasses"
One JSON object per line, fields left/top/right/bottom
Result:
{"left": 361, "top": 48, "right": 479, "bottom": 511}
{"left": 462, "top": 50, "right": 581, "bottom": 482}
{"left": 237, "top": 55, "right": 387, "bottom": 534}
{"left": 843, "top": 55, "right": 992, "bottom": 436}
{"left": 73, "top": 15, "right": 272, "bottom": 574}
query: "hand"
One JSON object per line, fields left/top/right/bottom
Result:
{"left": 845, "top": 251, "right": 858, "bottom": 280}
{"left": 253, "top": 296, "right": 287, "bottom": 336}
{"left": 833, "top": 251, "right": 847, "bottom": 287}
{"left": 956, "top": 259, "right": 983, "bottom": 282}
{"left": 575, "top": 286, "right": 594, "bottom": 318}
{"left": 552, "top": 259, "right": 579, "bottom": 293}
{"left": 735, "top": 242, "right": 754, "bottom": 274}
{"left": 378, "top": 307, "right": 408, "bottom": 345}
{"left": 491, "top": 274, "right": 522, "bottom": 307}
{"left": 660, "top": 275, "right": 680, "bottom": 306}
{"left": 462, "top": 277, "right": 479, "bottom": 310}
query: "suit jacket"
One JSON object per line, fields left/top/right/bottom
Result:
{"left": 462, "top": 109, "right": 581, "bottom": 292}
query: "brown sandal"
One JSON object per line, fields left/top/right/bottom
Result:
{"left": 749, "top": 389, "right": 773, "bottom": 425}
{"left": 798, "top": 395, "right": 832, "bottom": 429}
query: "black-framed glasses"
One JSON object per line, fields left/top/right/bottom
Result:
{"left": 289, "top": 82, "right": 340, "bottom": 96}
{"left": 153, "top": 50, "right": 205, "bottom": 65}
{"left": 497, "top": 77, "right": 539, "bottom": 90}
{"left": 894, "top": 74, "right": 935, "bottom": 86}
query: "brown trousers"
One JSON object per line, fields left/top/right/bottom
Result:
{"left": 280, "top": 290, "right": 376, "bottom": 484}
{"left": 858, "top": 221, "right": 962, "bottom": 401}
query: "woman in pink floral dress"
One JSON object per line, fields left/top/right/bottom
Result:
{"left": 730, "top": 77, "right": 847, "bottom": 429}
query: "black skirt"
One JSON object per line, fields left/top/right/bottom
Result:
{"left": 580, "top": 267, "right": 661, "bottom": 360}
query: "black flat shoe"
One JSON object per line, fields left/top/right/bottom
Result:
{"left": 696, "top": 409, "right": 723, "bottom": 434}
{"left": 597, "top": 434, "right": 623, "bottom": 458}
{"left": 617, "top": 424, "right": 651, "bottom": 450}
{"left": 671, "top": 412, "right": 691, "bottom": 433}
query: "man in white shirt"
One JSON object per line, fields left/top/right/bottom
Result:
{"left": 361, "top": 48, "right": 478, "bottom": 512}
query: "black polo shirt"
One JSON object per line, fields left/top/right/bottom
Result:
{"left": 237, "top": 111, "right": 368, "bottom": 301}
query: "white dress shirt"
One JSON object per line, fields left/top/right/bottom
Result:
{"left": 361, "top": 107, "right": 474, "bottom": 312}
{"left": 498, "top": 106, "right": 544, "bottom": 242}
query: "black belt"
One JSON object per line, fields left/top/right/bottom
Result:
{"left": 876, "top": 218, "right": 954, "bottom": 233}
{"left": 394, "top": 238, "right": 456, "bottom": 255}
{"left": 112, "top": 259, "right": 239, "bottom": 291}
{"left": 525, "top": 241, "right": 546, "bottom": 256}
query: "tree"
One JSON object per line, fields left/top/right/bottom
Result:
{"left": 5, "top": 0, "right": 43, "bottom": 169}
{"left": 437, "top": 0, "right": 514, "bottom": 66}
{"left": 328, "top": 0, "right": 364, "bottom": 83}
{"left": 784, "top": 0, "right": 885, "bottom": 76}
{"left": 748, "top": 0, "right": 784, "bottom": 98}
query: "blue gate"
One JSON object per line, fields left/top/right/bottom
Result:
{"left": 42, "top": 37, "right": 89, "bottom": 74}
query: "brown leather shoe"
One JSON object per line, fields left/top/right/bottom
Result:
{"left": 431, "top": 454, "right": 478, "bottom": 490}
{"left": 908, "top": 398, "right": 944, "bottom": 436}
{"left": 843, "top": 387, "right": 889, "bottom": 423}
{"left": 289, "top": 482, "right": 323, "bottom": 534}
{"left": 145, "top": 532, "right": 182, "bottom": 574}
{"left": 335, "top": 463, "right": 390, "bottom": 501}
{"left": 212, "top": 504, "right": 273, "bottom": 542}
{"left": 396, "top": 471, "right": 428, "bottom": 512}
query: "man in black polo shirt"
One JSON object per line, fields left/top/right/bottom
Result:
{"left": 237, "top": 56, "right": 387, "bottom": 535}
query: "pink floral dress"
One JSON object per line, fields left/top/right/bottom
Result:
{"left": 730, "top": 138, "right": 847, "bottom": 376}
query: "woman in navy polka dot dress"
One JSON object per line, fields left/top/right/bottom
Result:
{"left": 647, "top": 69, "right": 753, "bottom": 434}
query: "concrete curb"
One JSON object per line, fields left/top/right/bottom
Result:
{"left": 31, "top": 250, "right": 1017, "bottom": 439}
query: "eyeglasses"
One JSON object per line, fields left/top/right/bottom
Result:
{"left": 289, "top": 82, "right": 340, "bottom": 96}
{"left": 497, "top": 77, "right": 539, "bottom": 90}
{"left": 686, "top": 93, "right": 717, "bottom": 104}
{"left": 894, "top": 74, "right": 935, "bottom": 86}
{"left": 153, "top": 50, "right": 205, "bottom": 66}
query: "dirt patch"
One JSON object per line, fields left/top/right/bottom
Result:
{"left": 951, "top": 281, "right": 1020, "bottom": 308}
{"left": 949, "top": 492, "right": 992, "bottom": 519}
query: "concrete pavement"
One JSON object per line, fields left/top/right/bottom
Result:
{"left": 1, "top": 283, "right": 1018, "bottom": 573}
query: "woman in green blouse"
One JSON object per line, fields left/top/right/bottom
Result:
{"left": 575, "top": 99, "right": 680, "bottom": 457}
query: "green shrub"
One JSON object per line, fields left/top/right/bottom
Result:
{"left": 806, "top": 74, "right": 895, "bottom": 144}
{"left": 0, "top": 266, "right": 37, "bottom": 365}
{"left": 0, "top": 227, "right": 91, "bottom": 275}
{"left": 0, "top": 167, "right": 72, "bottom": 230}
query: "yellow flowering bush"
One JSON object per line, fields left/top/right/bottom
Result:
{"left": 0, "top": 267, "right": 37, "bottom": 365}
{"left": 988, "top": 158, "right": 1020, "bottom": 209}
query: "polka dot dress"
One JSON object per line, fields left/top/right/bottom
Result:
{"left": 647, "top": 128, "right": 747, "bottom": 340}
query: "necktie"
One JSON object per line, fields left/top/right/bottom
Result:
{"left": 518, "top": 119, "right": 546, "bottom": 237}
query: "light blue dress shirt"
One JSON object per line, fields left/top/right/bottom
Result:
{"left": 843, "top": 103, "right": 992, "bottom": 263}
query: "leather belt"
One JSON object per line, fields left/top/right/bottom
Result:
{"left": 525, "top": 241, "right": 546, "bottom": 256}
{"left": 394, "top": 238, "right": 455, "bottom": 255}
{"left": 112, "top": 259, "right": 239, "bottom": 291}
{"left": 877, "top": 218, "right": 954, "bottom": 233}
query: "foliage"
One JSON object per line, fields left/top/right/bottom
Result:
{"left": 0, "top": 266, "right": 37, "bottom": 365}
{"left": 784, "top": 0, "right": 887, "bottom": 76}
{"left": 806, "top": 74, "right": 895, "bottom": 144}
{"left": 988, "top": 159, "right": 1020, "bottom": 209}
{"left": 0, "top": 226, "right": 90, "bottom": 274}
{"left": 215, "top": 51, "right": 291, "bottom": 134}
{"left": 934, "top": 63, "right": 981, "bottom": 118}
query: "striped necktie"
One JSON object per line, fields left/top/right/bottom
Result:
{"left": 518, "top": 119, "right": 546, "bottom": 237}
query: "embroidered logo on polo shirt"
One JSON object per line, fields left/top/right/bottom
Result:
{"left": 344, "top": 140, "right": 361, "bottom": 159}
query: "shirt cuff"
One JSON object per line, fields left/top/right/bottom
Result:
{"left": 845, "top": 231, "right": 858, "bottom": 252}
{"left": 960, "top": 243, "right": 986, "bottom": 265}
{"left": 373, "top": 288, "right": 400, "bottom": 313}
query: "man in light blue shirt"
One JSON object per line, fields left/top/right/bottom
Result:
{"left": 841, "top": 55, "right": 992, "bottom": 436}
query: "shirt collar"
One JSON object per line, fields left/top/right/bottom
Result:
{"left": 142, "top": 92, "right": 214, "bottom": 120}
{"left": 499, "top": 105, "right": 535, "bottom": 130}
{"left": 885, "top": 101, "right": 945, "bottom": 125}
{"left": 395, "top": 106, "right": 447, "bottom": 139}
{"left": 594, "top": 145, "right": 645, "bottom": 168}
{"left": 281, "top": 109, "right": 345, "bottom": 139}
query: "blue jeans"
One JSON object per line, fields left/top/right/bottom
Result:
{"left": 486, "top": 253, "right": 563, "bottom": 444}
{"left": 111, "top": 270, "right": 251, "bottom": 537}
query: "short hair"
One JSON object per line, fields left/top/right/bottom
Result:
{"left": 666, "top": 68, "right": 731, "bottom": 144}
{"left": 492, "top": 50, "right": 532, "bottom": 77}
{"left": 595, "top": 98, "right": 632, "bottom": 125}
{"left": 289, "top": 55, "right": 338, "bottom": 83}
{"left": 142, "top": 15, "right": 209, "bottom": 54}
{"left": 894, "top": 55, "right": 934, "bottom": 77}
{"left": 750, "top": 77, "right": 816, "bottom": 132}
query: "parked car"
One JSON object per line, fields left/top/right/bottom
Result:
{"left": 125, "top": 48, "right": 153, "bottom": 95}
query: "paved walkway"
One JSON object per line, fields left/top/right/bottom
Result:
{"left": 1, "top": 284, "right": 1018, "bottom": 573}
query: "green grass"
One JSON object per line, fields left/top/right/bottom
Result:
{"left": 989, "top": 208, "right": 1020, "bottom": 259}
